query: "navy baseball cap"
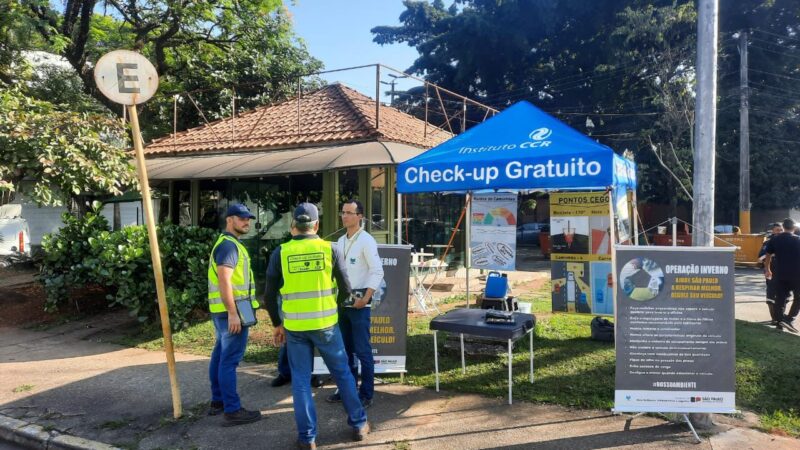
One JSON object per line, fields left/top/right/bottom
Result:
{"left": 226, "top": 203, "right": 255, "bottom": 219}
{"left": 294, "top": 202, "right": 319, "bottom": 223}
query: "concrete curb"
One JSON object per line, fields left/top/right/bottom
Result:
{"left": 0, "top": 414, "right": 120, "bottom": 450}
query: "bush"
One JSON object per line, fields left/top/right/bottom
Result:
{"left": 40, "top": 208, "right": 218, "bottom": 329}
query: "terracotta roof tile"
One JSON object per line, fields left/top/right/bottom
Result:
{"left": 144, "top": 83, "right": 453, "bottom": 156}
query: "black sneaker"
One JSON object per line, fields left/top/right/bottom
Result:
{"left": 780, "top": 320, "right": 798, "bottom": 333}
{"left": 353, "top": 421, "right": 371, "bottom": 441}
{"left": 326, "top": 390, "right": 342, "bottom": 403}
{"left": 223, "top": 407, "right": 262, "bottom": 426}
{"left": 208, "top": 401, "right": 224, "bottom": 416}
{"left": 271, "top": 373, "right": 291, "bottom": 387}
{"left": 360, "top": 397, "right": 373, "bottom": 409}
{"left": 296, "top": 440, "right": 316, "bottom": 449}
{"left": 311, "top": 375, "right": 324, "bottom": 388}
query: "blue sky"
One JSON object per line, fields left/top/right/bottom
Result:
{"left": 285, "top": 0, "right": 423, "bottom": 102}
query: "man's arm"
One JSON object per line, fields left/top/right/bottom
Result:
{"left": 763, "top": 238, "right": 775, "bottom": 279}
{"left": 764, "top": 253, "right": 774, "bottom": 280}
{"left": 217, "top": 265, "right": 242, "bottom": 334}
{"left": 264, "top": 247, "right": 283, "bottom": 327}
{"left": 264, "top": 247, "right": 286, "bottom": 346}
{"left": 355, "top": 236, "right": 384, "bottom": 308}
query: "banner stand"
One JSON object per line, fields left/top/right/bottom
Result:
{"left": 611, "top": 411, "right": 701, "bottom": 443}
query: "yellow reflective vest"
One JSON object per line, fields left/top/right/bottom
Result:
{"left": 208, "top": 234, "right": 260, "bottom": 313}
{"left": 279, "top": 238, "right": 338, "bottom": 331}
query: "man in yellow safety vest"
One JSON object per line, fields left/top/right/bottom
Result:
{"left": 207, "top": 203, "right": 262, "bottom": 426}
{"left": 264, "top": 203, "right": 369, "bottom": 449}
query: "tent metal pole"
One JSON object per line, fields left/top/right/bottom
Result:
{"left": 397, "top": 193, "right": 402, "bottom": 245}
{"left": 632, "top": 189, "right": 639, "bottom": 245}
{"left": 608, "top": 187, "right": 619, "bottom": 347}
{"left": 465, "top": 192, "right": 472, "bottom": 308}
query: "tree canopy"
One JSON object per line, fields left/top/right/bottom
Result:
{"left": 16, "top": 0, "right": 322, "bottom": 139}
{"left": 374, "top": 0, "right": 800, "bottom": 217}
{"left": 1, "top": 1, "right": 322, "bottom": 205}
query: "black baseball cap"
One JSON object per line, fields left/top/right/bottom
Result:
{"left": 294, "top": 202, "right": 319, "bottom": 223}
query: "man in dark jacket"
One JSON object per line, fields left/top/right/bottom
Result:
{"left": 764, "top": 218, "right": 800, "bottom": 333}
{"left": 759, "top": 222, "right": 784, "bottom": 324}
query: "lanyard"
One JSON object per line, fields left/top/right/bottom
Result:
{"left": 343, "top": 228, "right": 363, "bottom": 261}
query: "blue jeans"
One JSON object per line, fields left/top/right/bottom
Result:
{"left": 209, "top": 314, "right": 249, "bottom": 413}
{"left": 340, "top": 307, "right": 374, "bottom": 400}
{"left": 286, "top": 325, "right": 366, "bottom": 444}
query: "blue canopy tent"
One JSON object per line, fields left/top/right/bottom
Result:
{"left": 397, "top": 101, "right": 636, "bottom": 194}
{"left": 395, "top": 100, "right": 638, "bottom": 304}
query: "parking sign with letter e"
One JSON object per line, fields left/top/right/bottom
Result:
{"left": 94, "top": 50, "right": 158, "bottom": 105}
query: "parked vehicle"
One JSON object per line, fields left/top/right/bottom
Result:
{"left": 0, "top": 204, "right": 31, "bottom": 257}
{"left": 516, "top": 222, "right": 548, "bottom": 247}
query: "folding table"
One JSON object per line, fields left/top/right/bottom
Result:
{"left": 429, "top": 308, "right": 536, "bottom": 404}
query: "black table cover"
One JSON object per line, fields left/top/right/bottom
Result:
{"left": 429, "top": 308, "right": 535, "bottom": 340}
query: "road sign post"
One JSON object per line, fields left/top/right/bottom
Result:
{"left": 94, "top": 50, "right": 182, "bottom": 419}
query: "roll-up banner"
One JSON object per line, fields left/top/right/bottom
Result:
{"left": 470, "top": 192, "right": 518, "bottom": 271}
{"left": 614, "top": 246, "right": 736, "bottom": 413}
{"left": 314, "top": 244, "right": 412, "bottom": 374}
{"left": 549, "top": 191, "right": 614, "bottom": 315}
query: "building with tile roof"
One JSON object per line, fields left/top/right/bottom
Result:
{"left": 142, "top": 82, "right": 465, "bottom": 285}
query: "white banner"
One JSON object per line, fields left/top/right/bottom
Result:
{"left": 470, "top": 193, "right": 518, "bottom": 270}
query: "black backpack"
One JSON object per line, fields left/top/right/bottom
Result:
{"left": 590, "top": 317, "right": 614, "bottom": 342}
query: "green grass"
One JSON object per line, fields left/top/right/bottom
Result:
{"left": 12, "top": 384, "right": 34, "bottom": 393}
{"left": 114, "top": 287, "right": 800, "bottom": 437}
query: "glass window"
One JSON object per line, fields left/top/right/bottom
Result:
{"left": 171, "top": 181, "right": 191, "bottom": 226}
{"left": 403, "top": 193, "right": 467, "bottom": 267}
{"left": 370, "top": 167, "right": 386, "bottom": 231}
{"left": 199, "top": 179, "right": 228, "bottom": 230}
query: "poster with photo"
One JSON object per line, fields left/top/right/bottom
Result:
{"left": 590, "top": 262, "right": 614, "bottom": 315}
{"left": 615, "top": 246, "right": 736, "bottom": 413}
{"left": 550, "top": 216, "right": 589, "bottom": 254}
{"left": 550, "top": 192, "right": 612, "bottom": 314}
{"left": 613, "top": 189, "right": 632, "bottom": 244}
{"left": 590, "top": 216, "right": 611, "bottom": 255}
{"left": 471, "top": 192, "right": 517, "bottom": 270}
{"left": 551, "top": 261, "right": 592, "bottom": 313}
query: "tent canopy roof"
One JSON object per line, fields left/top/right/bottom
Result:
{"left": 397, "top": 101, "right": 636, "bottom": 194}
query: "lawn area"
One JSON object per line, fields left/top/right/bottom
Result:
{"left": 115, "top": 286, "right": 800, "bottom": 437}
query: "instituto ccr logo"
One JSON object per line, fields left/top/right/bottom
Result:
{"left": 529, "top": 127, "right": 552, "bottom": 141}
{"left": 517, "top": 127, "right": 553, "bottom": 149}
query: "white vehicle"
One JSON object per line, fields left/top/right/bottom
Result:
{"left": 0, "top": 204, "right": 31, "bottom": 256}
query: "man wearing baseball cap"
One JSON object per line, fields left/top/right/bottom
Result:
{"left": 264, "top": 203, "right": 369, "bottom": 449}
{"left": 207, "top": 203, "right": 262, "bottom": 425}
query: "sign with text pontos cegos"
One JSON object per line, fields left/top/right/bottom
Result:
{"left": 614, "top": 246, "right": 736, "bottom": 413}
{"left": 550, "top": 192, "right": 613, "bottom": 315}
{"left": 470, "top": 193, "right": 518, "bottom": 270}
{"left": 314, "top": 245, "right": 411, "bottom": 374}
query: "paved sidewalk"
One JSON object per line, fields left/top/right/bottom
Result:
{"left": 1, "top": 312, "right": 797, "bottom": 449}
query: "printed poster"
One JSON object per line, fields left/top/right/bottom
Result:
{"left": 314, "top": 244, "right": 412, "bottom": 374}
{"left": 550, "top": 192, "right": 613, "bottom": 315}
{"left": 614, "top": 246, "right": 736, "bottom": 413}
{"left": 470, "top": 192, "right": 517, "bottom": 270}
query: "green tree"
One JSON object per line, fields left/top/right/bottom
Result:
{"left": 0, "top": 87, "right": 137, "bottom": 206}
{"left": 21, "top": 0, "right": 322, "bottom": 139}
{"left": 374, "top": 0, "right": 800, "bottom": 215}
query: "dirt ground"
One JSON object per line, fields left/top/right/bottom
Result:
{"left": 0, "top": 267, "right": 111, "bottom": 328}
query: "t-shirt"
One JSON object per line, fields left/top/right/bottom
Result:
{"left": 213, "top": 232, "right": 239, "bottom": 268}
{"left": 764, "top": 232, "right": 800, "bottom": 281}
